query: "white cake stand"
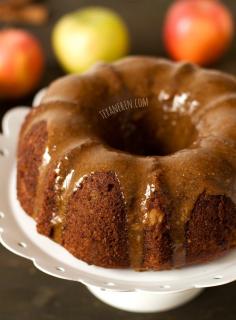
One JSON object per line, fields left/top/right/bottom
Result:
{"left": 1, "top": 94, "right": 236, "bottom": 313}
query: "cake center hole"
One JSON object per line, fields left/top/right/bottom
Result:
{"left": 99, "top": 96, "right": 198, "bottom": 156}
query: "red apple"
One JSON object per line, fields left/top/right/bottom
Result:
{"left": 163, "top": 0, "right": 234, "bottom": 65}
{"left": 0, "top": 29, "right": 44, "bottom": 99}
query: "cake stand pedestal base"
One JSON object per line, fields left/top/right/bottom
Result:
{"left": 87, "top": 285, "right": 204, "bottom": 313}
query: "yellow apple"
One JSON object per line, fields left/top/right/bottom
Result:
{"left": 52, "top": 7, "right": 130, "bottom": 73}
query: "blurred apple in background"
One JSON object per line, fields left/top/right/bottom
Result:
{"left": 163, "top": 0, "right": 234, "bottom": 66}
{"left": 0, "top": 29, "right": 44, "bottom": 99}
{"left": 52, "top": 7, "right": 130, "bottom": 73}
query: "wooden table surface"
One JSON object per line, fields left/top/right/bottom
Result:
{"left": 1, "top": 1, "right": 236, "bottom": 319}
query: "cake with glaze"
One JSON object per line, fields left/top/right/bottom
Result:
{"left": 17, "top": 56, "right": 236, "bottom": 270}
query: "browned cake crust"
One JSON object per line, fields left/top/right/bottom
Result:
{"left": 185, "top": 193, "right": 236, "bottom": 265}
{"left": 17, "top": 56, "right": 236, "bottom": 270}
{"left": 17, "top": 119, "right": 48, "bottom": 216}
{"left": 64, "top": 171, "right": 129, "bottom": 268}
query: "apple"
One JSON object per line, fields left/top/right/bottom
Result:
{"left": 52, "top": 7, "right": 130, "bottom": 73}
{"left": 163, "top": 0, "right": 234, "bottom": 66}
{"left": 0, "top": 29, "right": 44, "bottom": 99}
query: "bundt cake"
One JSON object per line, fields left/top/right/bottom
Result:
{"left": 17, "top": 56, "right": 236, "bottom": 270}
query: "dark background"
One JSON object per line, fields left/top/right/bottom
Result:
{"left": 1, "top": 0, "right": 236, "bottom": 319}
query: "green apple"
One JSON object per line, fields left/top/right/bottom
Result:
{"left": 52, "top": 7, "right": 130, "bottom": 73}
